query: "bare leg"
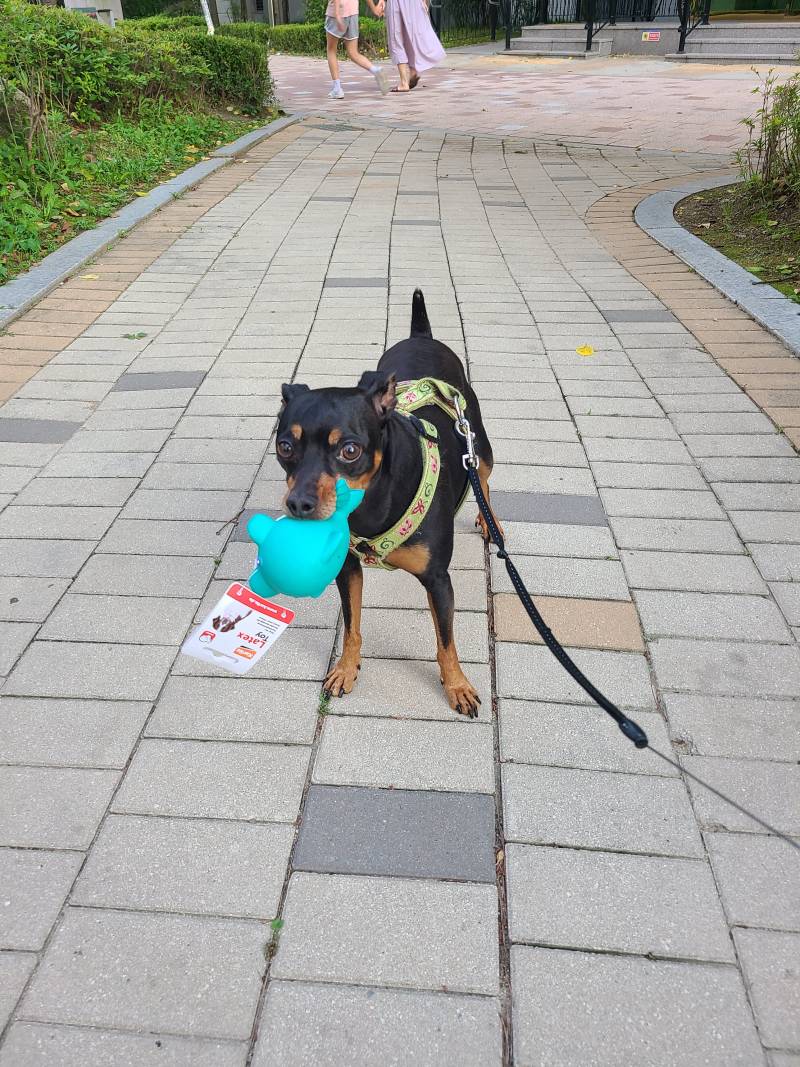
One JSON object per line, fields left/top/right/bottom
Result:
{"left": 324, "top": 553, "right": 363, "bottom": 697}
{"left": 326, "top": 33, "right": 341, "bottom": 82}
{"left": 395, "top": 61, "right": 412, "bottom": 90}
{"left": 344, "top": 37, "right": 376, "bottom": 72}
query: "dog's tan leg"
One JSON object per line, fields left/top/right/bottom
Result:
{"left": 425, "top": 574, "right": 480, "bottom": 718}
{"left": 324, "top": 553, "right": 363, "bottom": 698}
{"left": 474, "top": 456, "right": 504, "bottom": 543}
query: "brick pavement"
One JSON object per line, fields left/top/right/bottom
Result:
{"left": 0, "top": 110, "right": 798, "bottom": 1066}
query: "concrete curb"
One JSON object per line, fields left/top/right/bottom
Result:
{"left": 635, "top": 174, "right": 800, "bottom": 357}
{"left": 0, "top": 113, "right": 299, "bottom": 330}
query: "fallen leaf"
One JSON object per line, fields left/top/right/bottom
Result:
{"left": 766, "top": 220, "right": 778, "bottom": 227}
{"left": 576, "top": 344, "right": 594, "bottom": 357}
{"left": 80, "top": 273, "right": 99, "bottom": 280}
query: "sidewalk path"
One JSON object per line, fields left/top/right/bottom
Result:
{"left": 0, "top": 113, "right": 798, "bottom": 1066}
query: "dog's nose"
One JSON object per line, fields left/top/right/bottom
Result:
{"left": 286, "top": 493, "right": 316, "bottom": 518}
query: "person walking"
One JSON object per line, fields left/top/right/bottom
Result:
{"left": 385, "top": 0, "right": 445, "bottom": 93}
{"left": 325, "top": 0, "right": 390, "bottom": 99}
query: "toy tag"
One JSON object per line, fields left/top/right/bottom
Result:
{"left": 181, "top": 582, "right": 294, "bottom": 675}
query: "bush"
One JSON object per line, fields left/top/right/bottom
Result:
{"left": 303, "top": 0, "right": 328, "bottom": 20}
{"left": 219, "top": 17, "right": 386, "bottom": 57}
{"left": 178, "top": 31, "right": 272, "bottom": 112}
{"left": 122, "top": 0, "right": 201, "bottom": 16}
{"left": 738, "top": 71, "right": 800, "bottom": 203}
{"left": 128, "top": 14, "right": 207, "bottom": 29}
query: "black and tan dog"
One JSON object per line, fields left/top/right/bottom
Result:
{"left": 275, "top": 290, "right": 500, "bottom": 717}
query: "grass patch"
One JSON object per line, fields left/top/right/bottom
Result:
{"left": 0, "top": 103, "right": 267, "bottom": 284}
{"left": 675, "top": 185, "right": 800, "bottom": 305}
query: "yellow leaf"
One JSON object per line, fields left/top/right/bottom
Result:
{"left": 134, "top": 191, "right": 148, "bottom": 197}
{"left": 80, "top": 273, "right": 100, "bottom": 280}
{"left": 576, "top": 344, "right": 594, "bottom": 357}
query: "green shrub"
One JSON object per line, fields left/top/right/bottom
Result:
{"left": 127, "top": 14, "right": 206, "bottom": 29}
{"left": 219, "top": 17, "right": 386, "bottom": 57}
{"left": 122, "top": 0, "right": 201, "bottom": 16}
{"left": 739, "top": 71, "right": 800, "bottom": 203}
{"left": 178, "top": 31, "right": 272, "bottom": 112}
{"left": 303, "top": 0, "right": 328, "bottom": 21}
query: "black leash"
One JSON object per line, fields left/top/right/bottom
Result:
{"left": 454, "top": 405, "right": 800, "bottom": 855}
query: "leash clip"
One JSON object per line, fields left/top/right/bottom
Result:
{"left": 453, "top": 395, "right": 478, "bottom": 471}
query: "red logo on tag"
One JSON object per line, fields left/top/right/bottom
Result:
{"left": 234, "top": 646, "right": 257, "bottom": 660}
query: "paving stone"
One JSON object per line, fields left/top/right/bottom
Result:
{"left": 664, "top": 693, "right": 800, "bottom": 761}
{"left": 120, "top": 489, "right": 246, "bottom": 522}
{"left": 600, "top": 488, "right": 724, "bottom": 520}
{"left": 499, "top": 700, "right": 672, "bottom": 776}
{"left": 99, "top": 519, "right": 229, "bottom": 556}
{"left": 15, "top": 477, "right": 137, "bottom": 508}
{"left": 701, "top": 458, "right": 800, "bottom": 483}
{"left": 362, "top": 568, "right": 487, "bottom": 612}
{"left": 609, "top": 517, "right": 745, "bottom": 554}
{"left": 651, "top": 638, "right": 800, "bottom": 699}
{"left": 147, "top": 677, "right": 319, "bottom": 744}
{"left": 5, "top": 641, "right": 176, "bottom": 700}
{"left": 771, "top": 582, "right": 800, "bottom": 626}
{"left": 731, "top": 511, "right": 800, "bottom": 544}
{"left": 583, "top": 438, "right": 694, "bottom": 464}
{"left": 574, "top": 415, "right": 679, "bottom": 440}
{"left": 622, "top": 551, "right": 765, "bottom": 593}
{"left": 707, "top": 832, "right": 800, "bottom": 932}
{"left": 0, "top": 621, "right": 37, "bottom": 675}
{"left": 672, "top": 412, "right": 777, "bottom": 435}
{"left": 0, "top": 766, "right": 118, "bottom": 848}
{"left": 506, "top": 844, "right": 732, "bottom": 962}
{"left": 324, "top": 657, "right": 492, "bottom": 722}
{"left": 112, "top": 738, "right": 309, "bottom": 822}
{"left": 494, "top": 521, "right": 616, "bottom": 560}
{"left": 253, "top": 982, "right": 501, "bottom": 1067}
{"left": 0, "top": 952, "right": 36, "bottom": 1031}
{"left": 0, "top": 1025, "right": 247, "bottom": 1067}
{"left": 749, "top": 544, "right": 800, "bottom": 582}
{"left": 682, "top": 756, "right": 800, "bottom": 836}
{"left": 313, "top": 717, "right": 494, "bottom": 794}
{"left": 503, "top": 763, "right": 702, "bottom": 857}
{"left": 61, "top": 429, "right": 173, "bottom": 453}
{"left": 0, "top": 539, "right": 95, "bottom": 578}
{"left": 346, "top": 608, "right": 488, "bottom": 663}
{"left": 0, "top": 849, "right": 82, "bottom": 950}
{"left": 142, "top": 462, "right": 258, "bottom": 492}
{"left": 511, "top": 945, "right": 762, "bottom": 1067}
{"left": 294, "top": 784, "right": 495, "bottom": 882}
{"left": 71, "top": 553, "right": 214, "bottom": 597}
{"left": 273, "top": 872, "right": 499, "bottom": 995}
{"left": 491, "top": 555, "right": 629, "bottom": 600}
{"left": 490, "top": 465, "right": 597, "bottom": 495}
{"left": 494, "top": 593, "right": 643, "bottom": 651}
{"left": 0, "top": 419, "right": 79, "bottom": 444}
{"left": 496, "top": 642, "right": 654, "bottom": 709}
{"left": 0, "top": 505, "right": 118, "bottom": 540}
{"left": 683, "top": 433, "right": 796, "bottom": 458}
{"left": 591, "top": 462, "right": 707, "bottom": 491}
{"left": 73, "top": 814, "right": 293, "bottom": 919}
{"left": 634, "top": 590, "right": 792, "bottom": 643}
{"left": 39, "top": 593, "right": 197, "bottom": 645}
{"left": 42, "top": 452, "right": 156, "bottom": 479}
{"left": 19, "top": 908, "right": 267, "bottom": 1039}
{"left": 0, "top": 697, "right": 149, "bottom": 768}
{"left": 735, "top": 929, "right": 800, "bottom": 1049}
{"left": 490, "top": 491, "right": 607, "bottom": 526}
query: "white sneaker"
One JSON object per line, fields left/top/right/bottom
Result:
{"left": 372, "top": 67, "right": 390, "bottom": 95}
{"left": 328, "top": 85, "right": 345, "bottom": 99}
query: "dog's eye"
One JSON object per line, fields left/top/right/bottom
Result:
{"left": 277, "top": 440, "right": 294, "bottom": 460}
{"left": 339, "top": 442, "right": 363, "bottom": 463}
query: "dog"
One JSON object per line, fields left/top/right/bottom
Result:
{"left": 275, "top": 289, "right": 501, "bottom": 717}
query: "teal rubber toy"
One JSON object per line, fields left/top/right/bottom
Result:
{"left": 247, "top": 478, "right": 365, "bottom": 599}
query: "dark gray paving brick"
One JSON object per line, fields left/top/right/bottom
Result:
{"left": 19, "top": 908, "right": 267, "bottom": 1039}
{"left": 147, "top": 677, "right": 319, "bottom": 744}
{"left": 0, "top": 419, "right": 79, "bottom": 444}
{"left": 735, "top": 929, "right": 800, "bottom": 1049}
{"left": 490, "top": 491, "right": 607, "bottom": 526}
{"left": 0, "top": 697, "right": 148, "bottom": 768}
{"left": 294, "top": 784, "right": 495, "bottom": 882}
{"left": 73, "top": 814, "right": 293, "bottom": 919}
{"left": 511, "top": 946, "right": 762, "bottom": 1066}
{"left": 0, "top": 849, "right": 82, "bottom": 950}
{"left": 0, "top": 1025, "right": 247, "bottom": 1067}
{"left": 0, "top": 766, "right": 118, "bottom": 848}
{"left": 5, "top": 641, "right": 176, "bottom": 701}
{"left": 506, "top": 844, "right": 732, "bottom": 962}
{"left": 323, "top": 277, "right": 388, "bottom": 288}
{"left": 112, "top": 739, "right": 309, "bottom": 822}
{"left": 253, "top": 982, "right": 501, "bottom": 1067}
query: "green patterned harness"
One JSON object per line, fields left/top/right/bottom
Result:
{"left": 348, "top": 378, "right": 467, "bottom": 571}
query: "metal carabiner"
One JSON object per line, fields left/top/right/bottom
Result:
{"left": 453, "top": 395, "right": 478, "bottom": 470}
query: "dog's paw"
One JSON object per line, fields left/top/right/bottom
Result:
{"left": 475, "top": 511, "right": 504, "bottom": 543}
{"left": 323, "top": 657, "right": 360, "bottom": 699}
{"left": 444, "top": 675, "right": 481, "bottom": 719}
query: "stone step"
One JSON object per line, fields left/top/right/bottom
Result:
{"left": 666, "top": 51, "right": 799, "bottom": 64}
{"left": 509, "top": 47, "right": 605, "bottom": 57}
{"left": 698, "top": 20, "right": 800, "bottom": 40}
{"left": 687, "top": 36, "right": 800, "bottom": 54}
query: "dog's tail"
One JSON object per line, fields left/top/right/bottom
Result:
{"left": 410, "top": 288, "right": 432, "bottom": 338}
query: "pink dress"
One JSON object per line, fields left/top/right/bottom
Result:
{"left": 385, "top": 0, "right": 445, "bottom": 73}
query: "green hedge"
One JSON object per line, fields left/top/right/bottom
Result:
{"left": 0, "top": 2, "right": 273, "bottom": 119}
{"left": 219, "top": 18, "right": 387, "bottom": 57}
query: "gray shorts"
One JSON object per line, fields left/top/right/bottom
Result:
{"left": 325, "top": 13, "right": 359, "bottom": 39}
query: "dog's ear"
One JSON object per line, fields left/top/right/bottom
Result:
{"left": 358, "top": 371, "right": 397, "bottom": 418}
{"left": 281, "top": 383, "right": 309, "bottom": 406}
